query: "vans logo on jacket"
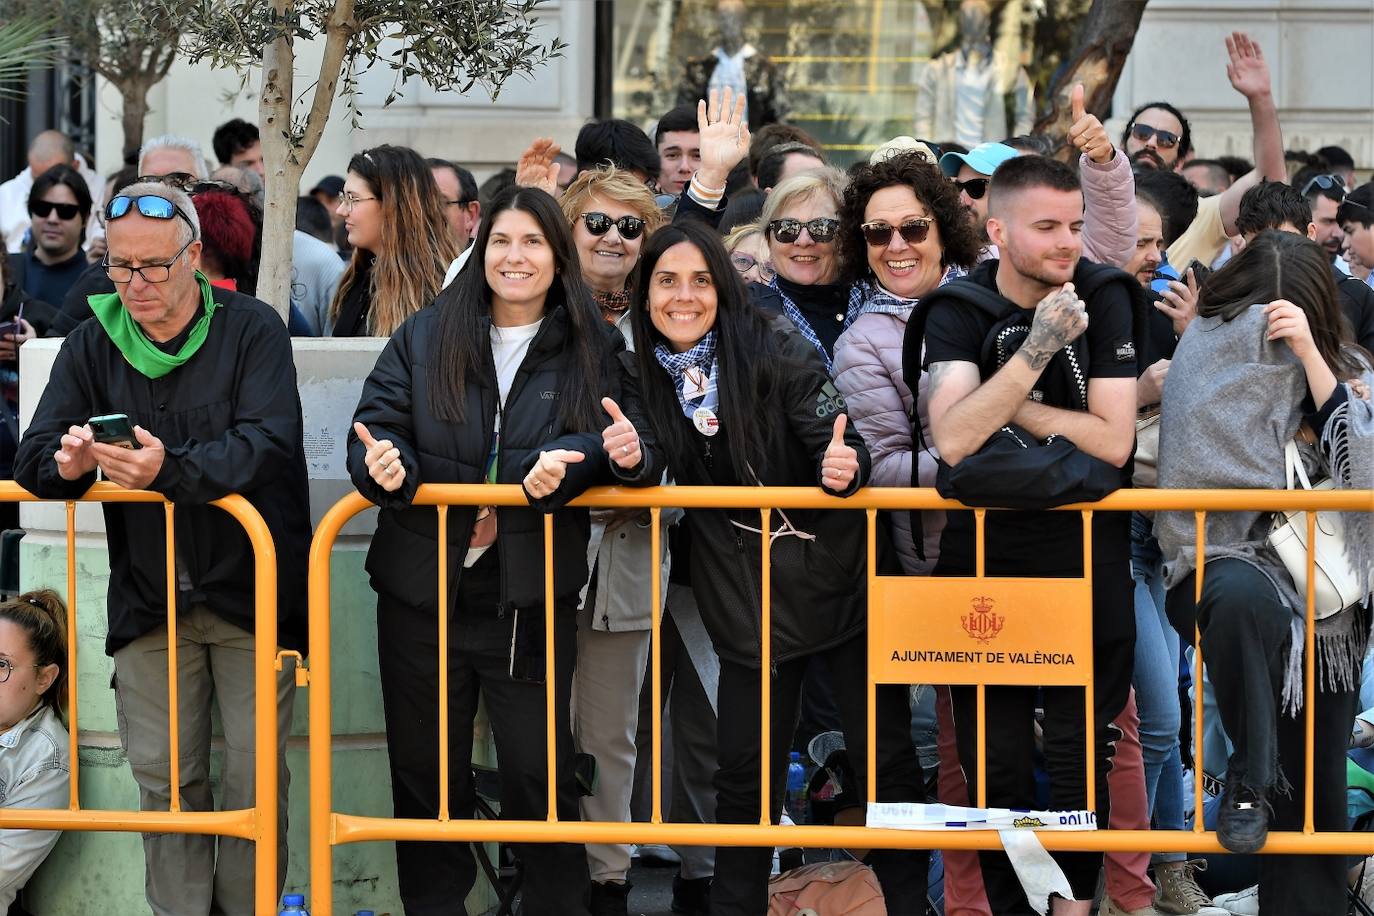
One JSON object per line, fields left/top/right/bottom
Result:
{"left": 815, "top": 381, "right": 847, "bottom": 418}
{"left": 540, "top": 390, "right": 559, "bottom": 400}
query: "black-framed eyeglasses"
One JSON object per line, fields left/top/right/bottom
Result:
{"left": 581, "top": 211, "right": 646, "bottom": 240}
{"left": 29, "top": 200, "right": 82, "bottom": 221}
{"left": 105, "top": 194, "right": 197, "bottom": 233}
{"left": 1129, "top": 123, "right": 1180, "bottom": 150}
{"left": 955, "top": 178, "right": 990, "bottom": 200}
{"left": 102, "top": 237, "right": 195, "bottom": 284}
{"left": 767, "top": 217, "right": 839, "bottom": 244}
{"left": 730, "top": 252, "right": 777, "bottom": 282}
{"left": 0, "top": 657, "right": 44, "bottom": 683}
{"left": 861, "top": 218, "right": 935, "bottom": 247}
{"left": 1300, "top": 173, "right": 1347, "bottom": 199}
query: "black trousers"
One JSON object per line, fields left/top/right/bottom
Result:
{"left": 942, "top": 559, "right": 1134, "bottom": 912}
{"left": 375, "top": 555, "right": 591, "bottom": 916}
{"left": 1169, "top": 557, "right": 1365, "bottom": 916}
{"left": 710, "top": 632, "right": 929, "bottom": 916}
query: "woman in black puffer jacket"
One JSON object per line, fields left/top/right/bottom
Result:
{"left": 606, "top": 220, "right": 928, "bottom": 916}
{"left": 348, "top": 186, "right": 629, "bottom": 916}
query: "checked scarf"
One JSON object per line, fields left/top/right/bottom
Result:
{"left": 653, "top": 332, "right": 719, "bottom": 422}
{"left": 769, "top": 277, "right": 862, "bottom": 374}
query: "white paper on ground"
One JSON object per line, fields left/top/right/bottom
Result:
{"left": 866, "top": 803, "right": 1094, "bottom": 915}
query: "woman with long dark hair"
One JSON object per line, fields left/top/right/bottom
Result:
{"left": 331, "top": 144, "right": 459, "bottom": 336}
{"left": 348, "top": 185, "right": 627, "bottom": 916}
{"left": 603, "top": 220, "right": 928, "bottom": 916}
{"left": 1156, "top": 230, "right": 1374, "bottom": 915}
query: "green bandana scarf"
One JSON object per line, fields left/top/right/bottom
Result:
{"left": 88, "top": 271, "right": 220, "bottom": 379}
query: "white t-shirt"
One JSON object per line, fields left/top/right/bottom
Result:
{"left": 465, "top": 317, "right": 544, "bottom": 568}
{"left": 491, "top": 318, "right": 544, "bottom": 415}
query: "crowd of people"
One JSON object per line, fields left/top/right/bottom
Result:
{"left": 1, "top": 25, "right": 1373, "bottom": 916}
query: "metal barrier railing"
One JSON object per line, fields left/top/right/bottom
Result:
{"left": 306, "top": 485, "right": 1374, "bottom": 915}
{"left": 0, "top": 481, "right": 283, "bottom": 915}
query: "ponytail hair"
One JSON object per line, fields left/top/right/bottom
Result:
{"left": 0, "top": 589, "right": 69, "bottom": 719}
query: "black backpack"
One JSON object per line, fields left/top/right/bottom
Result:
{"left": 900, "top": 260, "right": 1147, "bottom": 557}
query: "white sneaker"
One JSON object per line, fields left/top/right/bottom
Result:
{"left": 1211, "top": 884, "right": 1259, "bottom": 916}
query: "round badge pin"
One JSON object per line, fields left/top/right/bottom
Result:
{"left": 693, "top": 406, "right": 719, "bottom": 437}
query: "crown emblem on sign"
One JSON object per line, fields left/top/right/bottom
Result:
{"left": 962, "top": 595, "right": 1004, "bottom": 644}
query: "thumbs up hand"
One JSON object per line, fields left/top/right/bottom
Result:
{"left": 355, "top": 421, "right": 406, "bottom": 493}
{"left": 524, "top": 449, "right": 585, "bottom": 500}
{"left": 601, "top": 397, "right": 642, "bottom": 470}
{"left": 1066, "top": 84, "right": 1114, "bottom": 165}
{"left": 820, "top": 414, "right": 859, "bottom": 492}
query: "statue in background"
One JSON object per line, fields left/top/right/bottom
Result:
{"left": 914, "top": 0, "right": 1033, "bottom": 147}
{"left": 678, "top": 0, "right": 790, "bottom": 130}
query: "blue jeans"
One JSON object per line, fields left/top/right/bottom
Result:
{"left": 1131, "top": 513, "right": 1185, "bottom": 861}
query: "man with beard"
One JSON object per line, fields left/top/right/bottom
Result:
{"left": 916, "top": 154, "right": 1138, "bottom": 914}
{"left": 1292, "top": 166, "right": 1350, "bottom": 271}
{"left": 1161, "top": 32, "right": 1287, "bottom": 272}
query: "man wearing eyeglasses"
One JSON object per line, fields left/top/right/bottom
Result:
{"left": 11, "top": 165, "right": 92, "bottom": 310}
{"left": 14, "top": 181, "right": 310, "bottom": 916}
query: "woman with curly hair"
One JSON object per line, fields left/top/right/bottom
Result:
{"left": 831, "top": 149, "right": 981, "bottom": 573}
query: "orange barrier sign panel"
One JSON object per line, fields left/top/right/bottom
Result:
{"left": 869, "top": 577, "right": 1093, "bottom": 687}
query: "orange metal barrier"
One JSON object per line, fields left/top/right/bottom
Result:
{"left": 0, "top": 481, "right": 283, "bottom": 915}
{"left": 307, "top": 484, "right": 1374, "bottom": 915}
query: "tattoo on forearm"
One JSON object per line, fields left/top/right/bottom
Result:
{"left": 1016, "top": 344, "right": 1055, "bottom": 371}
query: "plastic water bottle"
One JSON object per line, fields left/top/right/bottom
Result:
{"left": 279, "top": 893, "right": 308, "bottom": 915}
{"left": 786, "top": 751, "right": 808, "bottom": 824}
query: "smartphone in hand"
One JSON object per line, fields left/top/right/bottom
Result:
{"left": 89, "top": 414, "right": 141, "bottom": 449}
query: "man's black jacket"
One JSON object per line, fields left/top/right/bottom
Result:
{"left": 14, "top": 287, "right": 311, "bottom": 655}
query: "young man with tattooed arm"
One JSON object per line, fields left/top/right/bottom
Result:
{"left": 914, "top": 155, "right": 1138, "bottom": 916}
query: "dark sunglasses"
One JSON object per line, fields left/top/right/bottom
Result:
{"left": 954, "top": 178, "right": 990, "bottom": 200}
{"left": 1129, "top": 123, "right": 1180, "bottom": 150}
{"left": 30, "top": 200, "right": 82, "bottom": 220}
{"left": 1300, "top": 173, "right": 1347, "bottom": 199}
{"left": 105, "top": 194, "right": 196, "bottom": 231}
{"left": 581, "top": 211, "right": 646, "bottom": 240}
{"left": 860, "top": 218, "right": 934, "bottom": 248}
{"left": 767, "top": 217, "right": 839, "bottom": 244}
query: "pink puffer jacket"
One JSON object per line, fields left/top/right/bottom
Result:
{"left": 833, "top": 302, "right": 943, "bottom": 575}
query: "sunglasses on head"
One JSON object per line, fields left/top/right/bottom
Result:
{"left": 1300, "top": 173, "right": 1347, "bottom": 199}
{"left": 105, "top": 194, "right": 197, "bottom": 231}
{"left": 581, "top": 211, "right": 646, "bottom": 240}
{"left": 767, "top": 217, "right": 839, "bottom": 244}
{"left": 954, "top": 178, "right": 990, "bottom": 200}
{"left": 136, "top": 172, "right": 198, "bottom": 190}
{"left": 1129, "top": 123, "right": 1180, "bottom": 150}
{"left": 861, "top": 218, "right": 934, "bottom": 248}
{"left": 30, "top": 200, "right": 82, "bottom": 221}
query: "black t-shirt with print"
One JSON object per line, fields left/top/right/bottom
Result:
{"left": 922, "top": 259, "right": 1136, "bottom": 574}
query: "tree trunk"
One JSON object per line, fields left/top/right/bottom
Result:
{"left": 257, "top": 0, "right": 299, "bottom": 323}
{"left": 118, "top": 78, "right": 151, "bottom": 164}
{"left": 1032, "top": 0, "right": 1151, "bottom": 158}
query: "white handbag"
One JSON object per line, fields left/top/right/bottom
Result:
{"left": 1268, "top": 440, "right": 1365, "bottom": 619}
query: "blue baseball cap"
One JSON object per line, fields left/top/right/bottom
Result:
{"left": 939, "top": 142, "right": 1020, "bottom": 179}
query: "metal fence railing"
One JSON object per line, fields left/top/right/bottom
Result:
{"left": 0, "top": 481, "right": 284, "bottom": 915}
